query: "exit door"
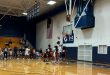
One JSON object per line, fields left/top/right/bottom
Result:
{"left": 78, "top": 45, "right": 92, "bottom": 61}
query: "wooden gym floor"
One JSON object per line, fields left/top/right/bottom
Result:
{"left": 0, "top": 59, "right": 109, "bottom": 75}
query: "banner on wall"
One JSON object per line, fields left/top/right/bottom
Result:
{"left": 63, "top": 34, "right": 74, "bottom": 43}
{"left": 74, "top": 0, "right": 95, "bottom": 29}
{"left": 47, "top": 18, "right": 53, "bottom": 39}
{"left": 63, "top": 25, "right": 74, "bottom": 43}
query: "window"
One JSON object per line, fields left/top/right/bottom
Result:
{"left": 98, "top": 45, "right": 107, "bottom": 54}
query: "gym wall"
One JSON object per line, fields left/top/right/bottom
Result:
{"left": 36, "top": 0, "right": 110, "bottom": 63}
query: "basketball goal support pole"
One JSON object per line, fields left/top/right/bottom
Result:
{"left": 69, "top": 0, "right": 72, "bottom": 16}
{"left": 0, "top": 9, "right": 11, "bottom": 22}
{"left": 72, "top": 0, "right": 76, "bottom": 17}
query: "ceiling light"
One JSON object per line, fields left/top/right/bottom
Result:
{"left": 47, "top": 0, "right": 56, "bottom": 5}
{"left": 22, "top": 12, "right": 27, "bottom": 15}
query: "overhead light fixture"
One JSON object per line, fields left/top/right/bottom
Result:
{"left": 22, "top": 12, "right": 27, "bottom": 15}
{"left": 47, "top": 0, "right": 56, "bottom": 5}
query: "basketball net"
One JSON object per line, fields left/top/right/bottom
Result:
{"left": 63, "top": 32, "right": 69, "bottom": 38}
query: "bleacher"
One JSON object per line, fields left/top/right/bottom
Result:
{"left": 0, "top": 37, "right": 22, "bottom": 50}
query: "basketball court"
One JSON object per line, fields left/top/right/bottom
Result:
{"left": 0, "top": 0, "right": 110, "bottom": 75}
{"left": 0, "top": 59, "right": 109, "bottom": 75}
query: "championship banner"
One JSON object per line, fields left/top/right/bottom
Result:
{"left": 47, "top": 18, "right": 53, "bottom": 39}
{"left": 74, "top": 0, "right": 95, "bottom": 29}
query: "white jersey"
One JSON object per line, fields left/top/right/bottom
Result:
{"left": 36, "top": 52, "right": 39, "bottom": 56}
{"left": 53, "top": 51, "right": 56, "bottom": 57}
{"left": 52, "top": 48, "right": 55, "bottom": 51}
{"left": 58, "top": 46, "right": 62, "bottom": 53}
{"left": 10, "top": 51, "right": 13, "bottom": 55}
{"left": 4, "top": 48, "right": 8, "bottom": 52}
{"left": 52, "top": 48, "right": 56, "bottom": 57}
{"left": 25, "top": 48, "right": 30, "bottom": 55}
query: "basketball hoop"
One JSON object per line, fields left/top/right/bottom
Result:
{"left": 63, "top": 32, "right": 69, "bottom": 37}
{"left": 65, "top": 0, "right": 72, "bottom": 22}
{"left": 66, "top": 14, "right": 71, "bottom": 22}
{"left": 65, "top": 0, "right": 76, "bottom": 22}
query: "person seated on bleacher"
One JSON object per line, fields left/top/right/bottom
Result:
{"left": 8, "top": 39, "right": 12, "bottom": 44}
